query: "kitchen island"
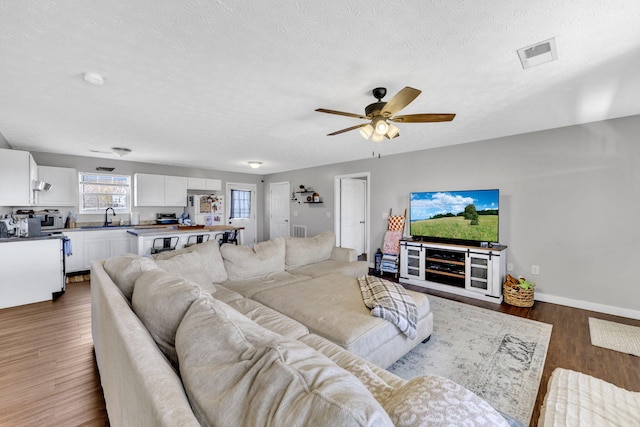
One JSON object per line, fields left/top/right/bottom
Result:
{"left": 0, "top": 234, "right": 65, "bottom": 309}
{"left": 127, "top": 225, "right": 243, "bottom": 256}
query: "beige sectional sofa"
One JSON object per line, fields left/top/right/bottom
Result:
{"left": 91, "top": 231, "right": 512, "bottom": 426}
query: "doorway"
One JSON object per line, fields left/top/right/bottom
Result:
{"left": 226, "top": 182, "right": 257, "bottom": 246}
{"left": 269, "top": 181, "right": 291, "bottom": 239}
{"left": 334, "top": 173, "right": 370, "bottom": 259}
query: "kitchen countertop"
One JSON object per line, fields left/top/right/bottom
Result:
{"left": 0, "top": 233, "right": 65, "bottom": 243}
{"left": 127, "top": 225, "right": 243, "bottom": 237}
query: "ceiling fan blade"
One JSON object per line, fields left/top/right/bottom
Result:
{"left": 315, "top": 108, "right": 367, "bottom": 119}
{"left": 390, "top": 113, "right": 456, "bottom": 123}
{"left": 380, "top": 87, "right": 422, "bottom": 116}
{"left": 327, "top": 123, "right": 368, "bottom": 136}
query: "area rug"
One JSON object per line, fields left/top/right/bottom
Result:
{"left": 589, "top": 317, "right": 640, "bottom": 357}
{"left": 388, "top": 295, "right": 552, "bottom": 425}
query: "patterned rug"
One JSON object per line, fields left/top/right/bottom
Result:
{"left": 589, "top": 317, "right": 640, "bottom": 357}
{"left": 388, "top": 295, "right": 552, "bottom": 426}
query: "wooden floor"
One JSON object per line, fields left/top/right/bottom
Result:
{"left": 1, "top": 279, "right": 639, "bottom": 427}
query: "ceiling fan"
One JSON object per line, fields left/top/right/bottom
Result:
{"left": 315, "top": 86, "right": 455, "bottom": 142}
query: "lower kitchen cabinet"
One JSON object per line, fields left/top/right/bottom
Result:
{"left": 65, "top": 229, "right": 132, "bottom": 273}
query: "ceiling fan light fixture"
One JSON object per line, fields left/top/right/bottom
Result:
{"left": 371, "top": 133, "right": 384, "bottom": 143}
{"left": 386, "top": 123, "right": 400, "bottom": 139}
{"left": 374, "top": 118, "right": 389, "bottom": 136}
{"left": 111, "top": 147, "right": 131, "bottom": 157}
{"left": 359, "top": 124, "right": 374, "bottom": 139}
{"left": 248, "top": 161, "right": 262, "bottom": 169}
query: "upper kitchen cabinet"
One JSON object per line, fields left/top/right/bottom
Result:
{"left": 36, "top": 166, "right": 77, "bottom": 206}
{"left": 134, "top": 173, "right": 187, "bottom": 207}
{"left": 187, "top": 177, "right": 222, "bottom": 192}
{"left": 0, "top": 148, "right": 37, "bottom": 206}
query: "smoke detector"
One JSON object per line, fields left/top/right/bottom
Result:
{"left": 517, "top": 38, "right": 558, "bottom": 69}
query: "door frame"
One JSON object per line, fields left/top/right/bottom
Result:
{"left": 334, "top": 172, "right": 370, "bottom": 261}
{"left": 226, "top": 182, "right": 257, "bottom": 246}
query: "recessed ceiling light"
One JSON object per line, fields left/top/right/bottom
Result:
{"left": 83, "top": 72, "right": 105, "bottom": 85}
{"left": 517, "top": 38, "right": 558, "bottom": 69}
{"left": 248, "top": 161, "right": 262, "bottom": 169}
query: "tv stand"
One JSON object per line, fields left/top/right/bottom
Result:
{"left": 399, "top": 240, "right": 507, "bottom": 303}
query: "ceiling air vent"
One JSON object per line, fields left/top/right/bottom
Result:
{"left": 517, "top": 37, "right": 558, "bottom": 69}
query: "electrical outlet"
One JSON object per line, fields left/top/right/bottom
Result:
{"left": 531, "top": 265, "right": 540, "bottom": 275}
{"left": 325, "top": 211, "right": 331, "bottom": 218}
{"left": 293, "top": 211, "right": 298, "bottom": 217}
{"left": 507, "top": 263, "right": 513, "bottom": 271}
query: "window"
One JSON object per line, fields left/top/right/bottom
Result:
{"left": 79, "top": 172, "right": 131, "bottom": 214}
{"left": 229, "top": 189, "right": 251, "bottom": 219}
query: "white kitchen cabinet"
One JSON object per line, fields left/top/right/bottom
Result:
{"left": 0, "top": 148, "right": 37, "bottom": 206}
{"left": 187, "top": 177, "right": 222, "bottom": 191}
{"left": 37, "top": 166, "right": 77, "bottom": 206}
{"left": 164, "top": 175, "right": 188, "bottom": 206}
{"left": 65, "top": 229, "right": 132, "bottom": 272}
{"left": 64, "top": 231, "right": 85, "bottom": 273}
{"left": 134, "top": 173, "right": 187, "bottom": 207}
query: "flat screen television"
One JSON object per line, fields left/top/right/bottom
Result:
{"left": 409, "top": 189, "right": 499, "bottom": 245}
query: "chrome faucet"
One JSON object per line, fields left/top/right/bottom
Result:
{"left": 104, "top": 207, "right": 116, "bottom": 226}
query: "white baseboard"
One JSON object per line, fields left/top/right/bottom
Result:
{"left": 535, "top": 292, "right": 640, "bottom": 321}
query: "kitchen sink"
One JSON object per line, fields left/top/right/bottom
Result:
{"left": 79, "top": 225, "right": 131, "bottom": 229}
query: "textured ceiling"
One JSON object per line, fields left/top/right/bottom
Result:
{"left": 1, "top": 1, "right": 640, "bottom": 174}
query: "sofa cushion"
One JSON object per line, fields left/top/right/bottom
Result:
{"left": 132, "top": 269, "right": 204, "bottom": 366}
{"left": 287, "top": 259, "right": 369, "bottom": 279}
{"left": 284, "top": 230, "right": 335, "bottom": 268}
{"left": 222, "top": 271, "right": 311, "bottom": 298}
{"left": 251, "top": 273, "right": 431, "bottom": 364}
{"left": 221, "top": 237, "right": 285, "bottom": 280}
{"left": 176, "top": 294, "right": 393, "bottom": 427}
{"left": 226, "top": 298, "right": 309, "bottom": 339}
{"left": 103, "top": 254, "right": 158, "bottom": 301}
{"left": 153, "top": 240, "right": 227, "bottom": 283}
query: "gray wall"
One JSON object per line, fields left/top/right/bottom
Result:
{"left": 263, "top": 114, "right": 640, "bottom": 315}
{"left": 30, "top": 152, "right": 266, "bottom": 240}
{"left": 0, "top": 131, "right": 9, "bottom": 149}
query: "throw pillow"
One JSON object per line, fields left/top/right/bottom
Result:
{"left": 153, "top": 240, "right": 227, "bottom": 283}
{"left": 155, "top": 251, "right": 211, "bottom": 287}
{"left": 176, "top": 294, "right": 393, "bottom": 427}
{"left": 132, "top": 269, "right": 204, "bottom": 367}
{"left": 220, "top": 238, "right": 285, "bottom": 280}
{"left": 284, "top": 230, "right": 335, "bottom": 268}
{"left": 380, "top": 376, "right": 509, "bottom": 427}
{"left": 103, "top": 254, "right": 158, "bottom": 301}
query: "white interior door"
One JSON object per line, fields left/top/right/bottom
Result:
{"left": 339, "top": 178, "right": 366, "bottom": 255}
{"left": 269, "top": 182, "right": 290, "bottom": 239}
{"left": 226, "top": 182, "right": 257, "bottom": 246}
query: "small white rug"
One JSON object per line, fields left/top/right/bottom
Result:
{"left": 388, "top": 295, "right": 552, "bottom": 426}
{"left": 589, "top": 317, "right": 640, "bottom": 357}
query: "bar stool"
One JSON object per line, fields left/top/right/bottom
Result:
{"left": 150, "top": 236, "right": 179, "bottom": 254}
{"left": 215, "top": 230, "right": 238, "bottom": 246}
{"left": 185, "top": 234, "right": 210, "bottom": 247}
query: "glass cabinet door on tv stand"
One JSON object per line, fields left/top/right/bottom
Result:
{"left": 399, "top": 242, "right": 425, "bottom": 280}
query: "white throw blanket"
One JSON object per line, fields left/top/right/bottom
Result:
{"left": 358, "top": 276, "right": 417, "bottom": 339}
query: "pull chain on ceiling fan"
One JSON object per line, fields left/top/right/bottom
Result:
{"left": 315, "top": 86, "right": 455, "bottom": 141}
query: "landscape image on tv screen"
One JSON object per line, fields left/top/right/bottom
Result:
{"left": 410, "top": 189, "right": 499, "bottom": 243}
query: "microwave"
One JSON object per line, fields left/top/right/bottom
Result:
{"left": 35, "top": 214, "right": 65, "bottom": 230}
